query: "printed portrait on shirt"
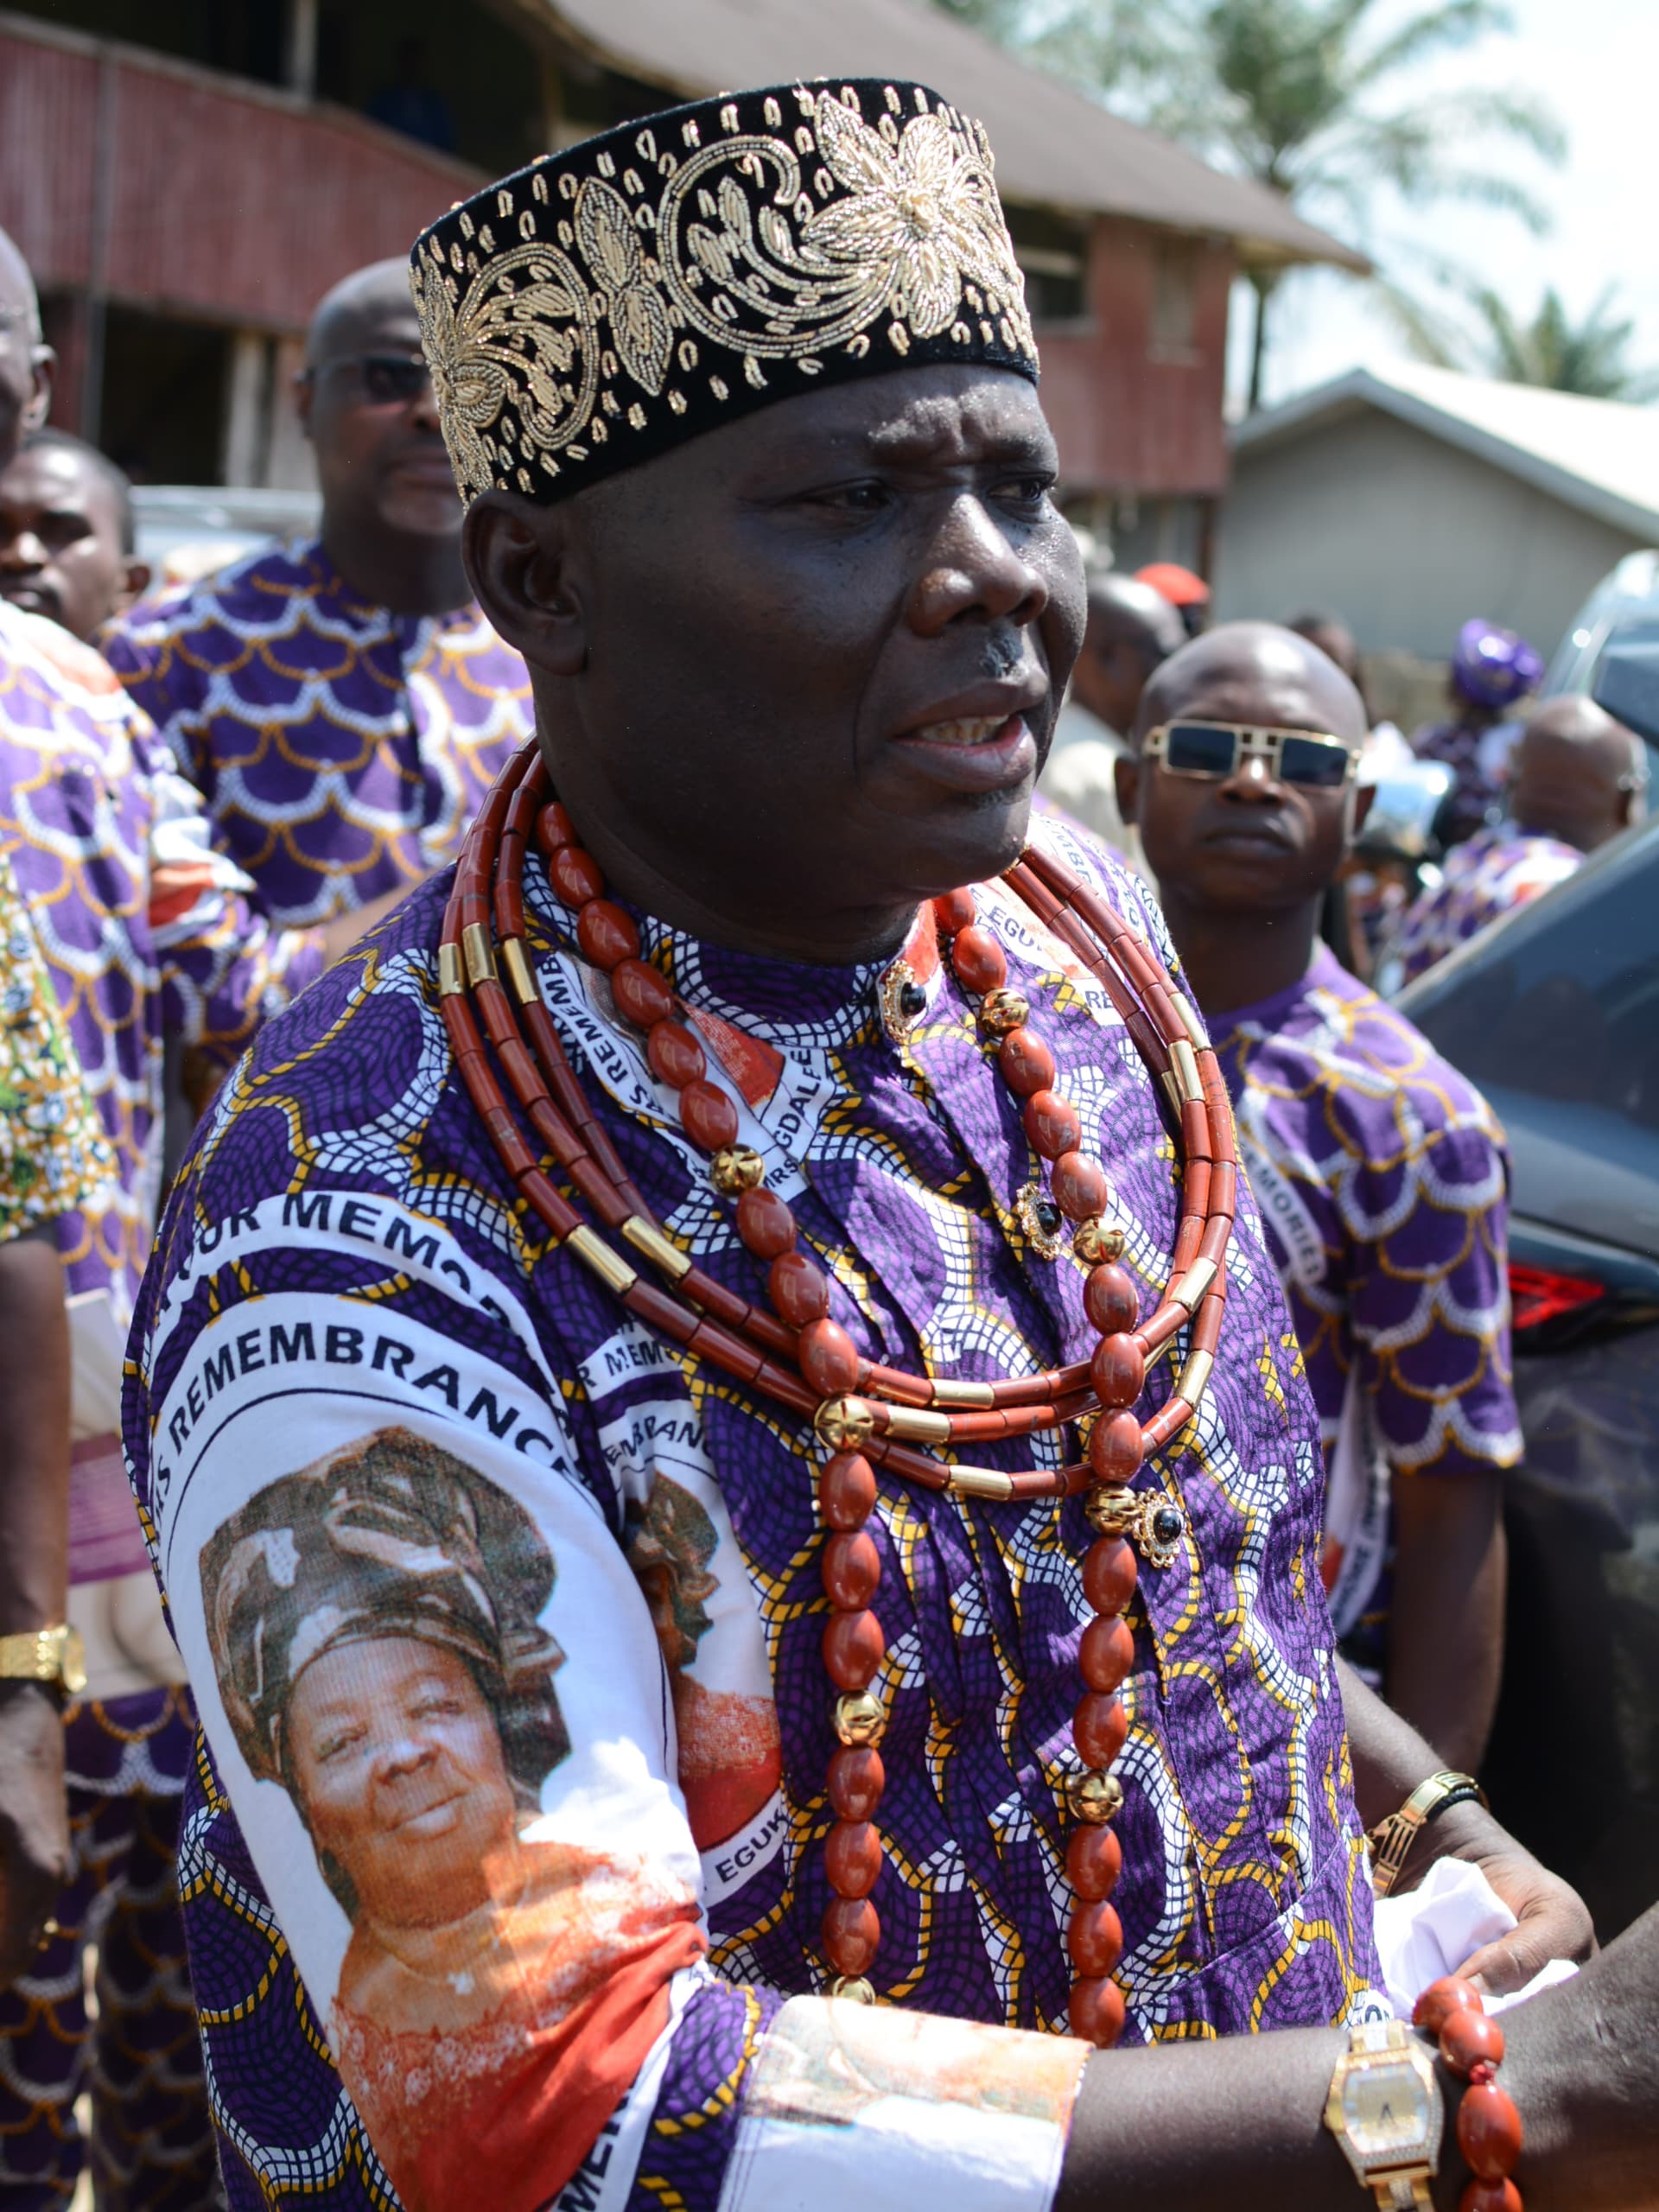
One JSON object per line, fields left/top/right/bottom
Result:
{"left": 200, "top": 1426, "right": 696, "bottom": 2212}
{"left": 625, "top": 1470, "right": 783, "bottom": 1850}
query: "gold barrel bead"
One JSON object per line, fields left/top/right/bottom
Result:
{"left": 461, "top": 922, "right": 497, "bottom": 988}
{"left": 437, "top": 942, "right": 466, "bottom": 998}
{"left": 620, "top": 1216, "right": 692, "bottom": 1281}
{"left": 948, "top": 1466, "right": 1015, "bottom": 1502}
{"left": 563, "top": 1224, "right": 639, "bottom": 1297}
{"left": 502, "top": 936, "right": 537, "bottom": 1005}
{"left": 881, "top": 1406, "right": 952, "bottom": 1446}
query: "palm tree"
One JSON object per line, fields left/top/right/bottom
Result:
{"left": 1452, "top": 287, "right": 1659, "bottom": 400}
{"left": 937, "top": 0, "right": 1565, "bottom": 410}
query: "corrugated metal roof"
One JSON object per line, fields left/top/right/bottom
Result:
{"left": 1235, "top": 361, "right": 1659, "bottom": 540}
{"left": 537, "top": 0, "right": 1367, "bottom": 270}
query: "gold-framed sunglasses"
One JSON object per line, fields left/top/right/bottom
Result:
{"left": 1144, "top": 719, "right": 1358, "bottom": 791}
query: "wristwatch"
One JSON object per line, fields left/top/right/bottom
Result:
{"left": 1369, "top": 1770, "right": 1488, "bottom": 1897}
{"left": 0, "top": 1624, "right": 87, "bottom": 1698}
{"left": 1325, "top": 2018, "right": 1444, "bottom": 2207}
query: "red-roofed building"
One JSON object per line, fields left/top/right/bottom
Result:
{"left": 0, "top": 0, "right": 1360, "bottom": 570}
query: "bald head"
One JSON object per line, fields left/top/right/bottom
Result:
{"left": 1066, "top": 571, "right": 1186, "bottom": 734}
{"left": 1134, "top": 620, "right": 1368, "bottom": 749}
{"left": 0, "top": 226, "right": 51, "bottom": 469}
{"left": 305, "top": 258, "right": 418, "bottom": 369}
{"left": 1509, "top": 695, "right": 1647, "bottom": 852}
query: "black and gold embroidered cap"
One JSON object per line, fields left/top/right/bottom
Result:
{"left": 410, "top": 79, "right": 1039, "bottom": 507}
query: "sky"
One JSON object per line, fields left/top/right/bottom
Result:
{"left": 1228, "top": 0, "right": 1659, "bottom": 410}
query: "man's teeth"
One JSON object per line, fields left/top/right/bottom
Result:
{"left": 914, "top": 715, "right": 1009, "bottom": 746}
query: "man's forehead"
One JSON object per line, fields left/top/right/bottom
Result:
{"left": 2, "top": 444, "right": 105, "bottom": 511}
{"left": 1149, "top": 630, "right": 1364, "bottom": 742}
{"left": 717, "top": 365, "right": 1052, "bottom": 475}
{"left": 308, "top": 283, "right": 423, "bottom": 366}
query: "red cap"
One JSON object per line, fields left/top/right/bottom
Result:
{"left": 1135, "top": 563, "right": 1211, "bottom": 607}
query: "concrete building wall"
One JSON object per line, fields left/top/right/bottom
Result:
{"left": 1212, "top": 405, "right": 1645, "bottom": 664}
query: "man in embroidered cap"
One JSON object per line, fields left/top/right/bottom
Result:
{"left": 105, "top": 258, "right": 534, "bottom": 928}
{"left": 126, "top": 85, "right": 1603, "bottom": 2212}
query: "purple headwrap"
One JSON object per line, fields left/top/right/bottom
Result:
{"left": 1452, "top": 619, "right": 1544, "bottom": 709}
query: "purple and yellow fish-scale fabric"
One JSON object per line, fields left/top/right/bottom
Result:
{"left": 1208, "top": 947, "right": 1520, "bottom": 1659}
{"left": 105, "top": 539, "right": 534, "bottom": 927}
{"left": 0, "top": 601, "right": 321, "bottom": 1308}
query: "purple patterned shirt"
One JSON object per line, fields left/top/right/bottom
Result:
{"left": 1391, "top": 825, "right": 1581, "bottom": 987}
{"left": 1209, "top": 948, "right": 1520, "bottom": 1654}
{"left": 0, "top": 601, "right": 322, "bottom": 1312}
{"left": 104, "top": 539, "right": 534, "bottom": 926}
{"left": 124, "top": 814, "right": 1385, "bottom": 2212}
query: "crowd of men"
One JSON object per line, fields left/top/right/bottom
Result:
{"left": 0, "top": 67, "right": 1653, "bottom": 2212}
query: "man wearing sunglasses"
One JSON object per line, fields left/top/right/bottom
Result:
{"left": 105, "top": 259, "right": 533, "bottom": 928}
{"left": 1116, "top": 622, "right": 1517, "bottom": 1775}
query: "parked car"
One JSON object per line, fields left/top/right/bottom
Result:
{"left": 132, "top": 484, "right": 320, "bottom": 589}
{"left": 1541, "top": 546, "right": 1659, "bottom": 756}
{"left": 1396, "top": 640, "right": 1659, "bottom": 1941}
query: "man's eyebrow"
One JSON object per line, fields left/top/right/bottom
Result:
{"left": 861, "top": 423, "right": 1058, "bottom": 467}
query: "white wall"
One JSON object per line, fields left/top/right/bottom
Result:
{"left": 1212, "top": 405, "right": 1644, "bottom": 664}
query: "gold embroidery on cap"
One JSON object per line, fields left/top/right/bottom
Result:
{"left": 413, "top": 87, "right": 1036, "bottom": 505}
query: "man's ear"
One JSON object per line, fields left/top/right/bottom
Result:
{"left": 1350, "top": 784, "right": 1376, "bottom": 842}
{"left": 118, "top": 557, "right": 152, "bottom": 613}
{"left": 293, "top": 368, "right": 315, "bottom": 442}
{"left": 24, "top": 346, "right": 53, "bottom": 435}
{"left": 1113, "top": 751, "right": 1140, "bottom": 826}
{"left": 462, "top": 489, "right": 587, "bottom": 677}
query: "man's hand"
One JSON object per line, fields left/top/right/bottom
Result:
{"left": 1410, "top": 1799, "right": 1597, "bottom": 1996}
{"left": 0, "top": 1685, "right": 69, "bottom": 1987}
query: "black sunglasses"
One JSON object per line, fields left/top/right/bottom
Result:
{"left": 1143, "top": 719, "right": 1357, "bottom": 791}
{"left": 306, "top": 352, "right": 432, "bottom": 406}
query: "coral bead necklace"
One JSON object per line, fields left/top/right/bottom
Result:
{"left": 437, "top": 741, "right": 1236, "bottom": 2047}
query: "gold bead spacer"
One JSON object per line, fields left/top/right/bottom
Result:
{"left": 978, "top": 987, "right": 1030, "bottom": 1036}
{"left": 1071, "top": 1218, "right": 1125, "bottom": 1264}
{"left": 1065, "top": 1769, "right": 1125, "bottom": 1825}
{"left": 709, "top": 1145, "right": 765, "bottom": 1195}
{"left": 816, "top": 1396, "right": 874, "bottom": 1448}
{"left": 833, "top": 1690, "right": 886, "bottom": 1746}
{"left": 1085, "top": 1487, "right": 1142, "bottom": 1536}
{"left": 828, "top": 1975, "right": 875, "bottom": 2003}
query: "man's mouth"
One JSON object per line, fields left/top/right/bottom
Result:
{"left": 909, "top": 714, "right": 1014, "bottom": 747}
{"left": 890, "top": 711, "right": 1039, "bottom": 794}
{"left": 0, "top": 581, "right": 54, "bottom": 615}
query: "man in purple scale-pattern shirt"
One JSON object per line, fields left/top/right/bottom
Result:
{"left": 105, "top": 259, "right": 533, "bottom": 930}
{"left": 1117, "top": 621, "right": 1518, "bottom": 1773}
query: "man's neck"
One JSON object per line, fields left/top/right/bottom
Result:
{"left": 320, "top": 516, "right": 468, "bottom": 619}
{"left": 1161, "top": 894, "right": 1322, "bottom": 1020}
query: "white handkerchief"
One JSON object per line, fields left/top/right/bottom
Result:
{"left": 1373, "top": 1854, "right": 1580, "bottom": 2018}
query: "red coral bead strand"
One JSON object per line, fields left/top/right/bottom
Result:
{"left": 819, "top": 1448, "right": 887, "bottom": 2001}
{"left": 1414, "top": 1978, "right": 1525, "bottom": 2211}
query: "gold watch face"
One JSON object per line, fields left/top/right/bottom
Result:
{"left": 1342, "top": 2057, "right": 1433, "bottom": 2159}
{"left": 60, "top": 1626, "right": 87, "bottom": 1697}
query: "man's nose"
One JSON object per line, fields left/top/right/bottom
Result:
{"left": 0, "top": 530, "right": 44, "bottom": 570}
{"left": 1222, "top": 749, "right": 1280, "bottom": 800}
{"left": 907, "top": 495, "right": 1048, "bottom": 635}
